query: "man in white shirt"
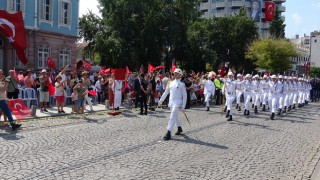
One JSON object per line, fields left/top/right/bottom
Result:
{"left": 204, "top": 75, "right": 215, "bottom": 111}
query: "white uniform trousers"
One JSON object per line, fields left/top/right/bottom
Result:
{"left": 306, "top": 91, "right": 310, "bottom": 101}
{"left": 288, "top": 92, "right": 294, "bottom": 106}
{"left": 298, "top": 91, "right": 304, "bottom": 104}
{"left": 278, "top": 93, "right": 285, "bottom": 109}
{"left": 261, "top": 90, "right": 268, "bottom": 105}
{"left": 269, "top": 93, "right": 278, "bottom": 113}
{"left": 251, "top": 92, "right": 260, "bottom": 106}
{"left": 293, "top": 92, "right": 299, "bottom": 104}
{"left": 226, "top": 93, "right": 236, "bottom": 115}
{"left": 244, "top": 91, "right": 251, "bottom": 110}
{"left": 167, "top": 105, "right": 181, "bottom": 132}
{"left": 236, "top": 90, "right": 243, "bottom": 106}
{"left": 284, "top": 93, "right": 290, "bottom": 107}
{"left": 204, "top": 92, "right": 212, "bottom": 107}
{"left": 114, "top": 89, "right": 122, "bottom": 108}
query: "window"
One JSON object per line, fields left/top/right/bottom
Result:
{"left": 8, "top": 0, "right": 25, "bottom": 13}
{"left": 59, "top": 48, "right": 71, "bottom": 68}
{"left": 40, "top": 0, "right": 53, "bottom": 21}
{"left": 59, "top": 0, "right": 71, "bottom": 27}
{"left": 38, "top": 45, "right": 51, "bottom": 69}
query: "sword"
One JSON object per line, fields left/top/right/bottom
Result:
{"left": 181, "top": 110, "right": 191, "bottom": 128}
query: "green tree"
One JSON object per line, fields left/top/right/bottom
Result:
{"left": 269, "top": 7, "right": 285, "bottom": 39}
{"left": 309, "top": 67, "right": 320, "bottom": 78}
{"left": 210, "top": 8, "right": 258, "bottom": 72}
{"left": 246, "top": 38, "right": 298, "bottom": 73}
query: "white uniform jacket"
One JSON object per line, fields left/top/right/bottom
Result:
{"left": 160, "top": 79, "right": 187, "bottom": 108}
{"left": 204, "top": 80, "right": 215, "bottom": 96}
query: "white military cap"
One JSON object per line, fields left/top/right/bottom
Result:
{"left": 278, "top": 75, "right": 283, "bottom": 79}
{"left": 227, "top": 71, "right": 234, "bottom": 76}
{"left": 173, "top": 68, "right": 183, "bottom": 75}
{"left": 270, "top": 75, "right": 277, "bottom": 79}
{"left": 245, "top": 74, "right": 251, "bottom": 78}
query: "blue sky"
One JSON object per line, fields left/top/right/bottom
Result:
{"left": 283, "top": 0, "right": 320, "bottom": 38}
{"left": 79, "top": 0, "right": 320, "bottom": 39}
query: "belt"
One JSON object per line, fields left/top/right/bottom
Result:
{"left": 116, "top": 89, "right": 121, "bottom": 90}
{"left": 227, "top": 92, "right": 235, "bottom": 95}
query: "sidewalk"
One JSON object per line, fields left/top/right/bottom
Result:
{"left": 0, "top": 103, "right": 116, "bottom": 122}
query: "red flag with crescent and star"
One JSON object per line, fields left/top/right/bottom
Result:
{"left": 7, "top": 99, "right": 31, "bottom": 121}
{"left": 171, "top": 63, "right": 176, "bottom": 73}
{"left": 82, "top": 60, "right": 92, "bottom": 71}
{"left": 46, "top": 56, "right": 56, "bottom": 69}
{"left": 0, "top": 10, "right": 28, "bottom": 64}
{"left": 265, "top": 1, "right": 275, "bottom": 21}
{"left": 148, "top": 64, "right": 156, "bottom": 73}
{"left": 126, "top": 66, "right": 130, "bottom": 75}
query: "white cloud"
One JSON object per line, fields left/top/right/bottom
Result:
{"left": 311, "top": 2, "right": 320, "bottom": 8}
{"left": 292, "top": 13, "right": 302, "bottom": 24}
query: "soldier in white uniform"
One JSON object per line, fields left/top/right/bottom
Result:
{"left": 305, "top": 79, "right": 312, "bottom": 104}
{"left": 297, "top": 78, "right": 304, "bottom": 107}
{"left": 276, "top": 75, "right": 285, "bottom": 115}
{"left": 260, "top": 75, "right": 269, "bottom": 111}
{"left": 113, "top": 79, "right": 123, "bottom": 110}
{"left": 243, "top": 74, "right": 252, "bottom": 115}
{"left": 203, "top": 75, "right": 215, "bottom": 111}
{"left": 268, "top": 75, "right": 279, "bottom": 120}
{"left": 235, "top": 74, "right": 244, "bottom": 111}
{"left": 292, "top": 77, "right": 299, "bottom": 109}
{"left": 251, "top": 74, "right": 261, "bottom": 114}
{"left": 223, "top": 72, "right": 237, "bottom": 121}
{"left": 282, "top": 76, "right": 290, "bottom": 113}
{"left": 158, "top": 68, "right": 187, "bottom": 140}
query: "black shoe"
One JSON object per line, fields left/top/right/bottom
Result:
{"left": 226, "top": 110, "right": 230, "bottom": 118}
{"left": 206, "top": 107, "right": 209, "bottom": 111}
{"left": 283, "top": 106, "right": 287, "bottom": 113}
{"left": 292, "top": 104, "right": 296, "bottom": 109}
{"left": 237, "top": 107, "right": 241, "bottom": 111}
{"left": 251, "top": 104, "right": 254, "bottom": 109}
{"left": 227, "top": 115, "right": 233, "bottom": 121}
{"left": 262, "top": 105, "right": 266, "bottom": 111}
{"left": 163, "top": 131, "right": 171, "bottom": 140}
{"left": 175, "top": 126, "right": 183, "bottom": 135}
{"left": 260, "top": 102, "right": 262, "bottom": 107}
{"left": 224, "top": 106, "right": 227, "bottom": 112}
{"left": 44, "top": 109, "right": 48, "bottom": 112}
{"left": 11, "top": 123, "right": 22, "bottom": 131}
{"left": 61, "top": 110, "right": 65, "bottom": 113}
{"left": 298, "top": 104, "right": 301, "bottom": 108}
{"left": 247, "top": 110, "right": 250, "bottom": 116}
{"left": 288, "top": 105, "right": 291, "bottom": 112}
{"left": 244, "top": 109, "right": 247, "bottom": 115}
{"left": 58, "top": 110, "right": 61, "bottom": 113}
{"left": 270, "top": 113, "right": 275, "bottom": 120}
{"left": 236, "top": 104, "right": 239, "bottom": 109}
{"left": 277, "top": 109, "right": 282, "bottom": 116}
{"left": 254, "top": 106, "right": 258, "bottom": 113}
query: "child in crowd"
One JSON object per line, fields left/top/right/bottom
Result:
{"left": 73, "top": 80, "right": 87, "bottom": 114}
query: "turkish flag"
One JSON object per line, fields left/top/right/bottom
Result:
{"left": 156, "top": 65, "right": 165, "bottom": 69}
{"left": 82, "top": 60, "right": 92, "bottom": 71}
{"left": 172, "top": 63, "right": 176, "bottom": 73}
{"left": 48, "top": 82, "right": 55, "bottom": 96}
{"left": 265, "top": 1, "right": 275, "bottom": 21}
{"left": 88, "top": 90, "right": 97, "bottom": 96}
{"left": 148, "top": 64, "right": 156, "bottom": 73}
{"left": 7, "top": 99, "right": 31, "bottom": 121}
{"left": 114, "top": 68, "right": 126, "bottom": 80}
{"left": 103, "top": 68, "right": 114, "bottom": 75}
{"left": 0, "top": 10, "right": 28, "bottom": 64}
{"left": 126, "top": 66, "right": 130, "bottom": 75}
{"left": 13, "top": 67, "right": 18, "bottom": 78}
{"left": 46, "top": 56, "right": 56, "bottom": 69}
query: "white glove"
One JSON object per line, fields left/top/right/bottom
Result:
{"left": 158, "top": 101, "right": 163, "bottom": 107}
{"left": 179, "top": 106, "right": 185, "bottom": 111}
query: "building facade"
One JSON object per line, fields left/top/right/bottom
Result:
{"left": 310, "top": 31, "right": 320, "bottom": 68}
{"left": 289, "top": 34, "right": 310, "bottom": 75}
{"left": 0, "top": 0, "right": 79, "bottom": 73}
{"left": 199, "top": 0, "right": 286, "bottom": 38}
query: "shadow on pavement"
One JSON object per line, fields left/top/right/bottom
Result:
{"left": 172, "top": 134, "right": 228, "bottom": 149}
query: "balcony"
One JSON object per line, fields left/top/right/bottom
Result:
{"left": 215, "top": 12, "right": 225, "bottom": 17}
{"left": 215, "top": 2, "right": 226, "bottom": 9}
{"left": 231, "top": 1, "right": 244, "bottom": 7}
{"left": 278, "top": 6, "right": 286, "bottom": 12}
{"left": 199, "top": 3, "right": 209, "bottom": 11}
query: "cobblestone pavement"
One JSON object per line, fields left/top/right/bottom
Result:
{"left": 1, "top": 102, "right": 320, "bottom": 180}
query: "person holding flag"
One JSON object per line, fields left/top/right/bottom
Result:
{"left": 39, "top": 69, "right": 50, "bottom": 112}
{"left": 0, "top": 69, "right": 22, "bottom": 131}
{"left": 158, "top": 68, "right": 187, "bottom": 140}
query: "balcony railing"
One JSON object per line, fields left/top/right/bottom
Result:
{"left": 215, "top": 2, "right": 226, "bottom": 8}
